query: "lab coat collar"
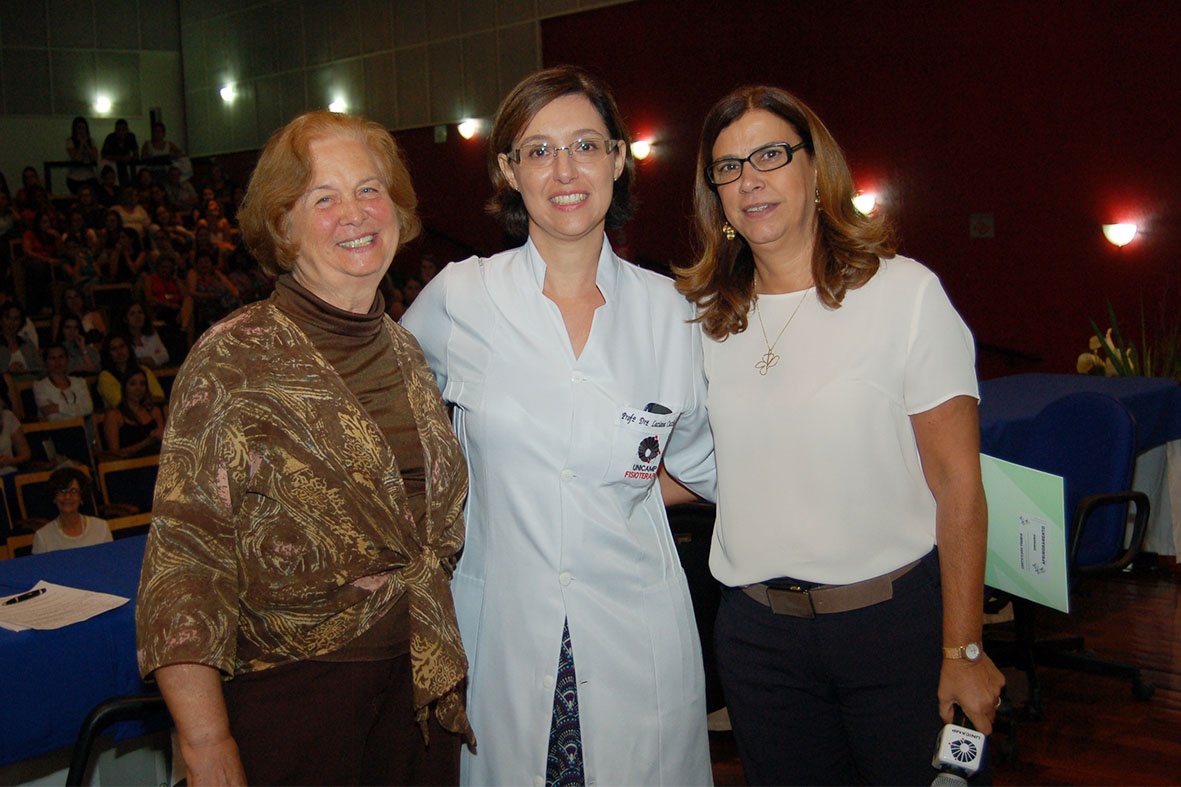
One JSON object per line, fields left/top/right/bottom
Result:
{"left": 522, "top": 234, "right": 622, "bottom": 305}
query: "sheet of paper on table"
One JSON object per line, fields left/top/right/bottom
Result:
{"left": 0, "top": 580, "right": 130, "bottom": 631}
{"left": 981, "top": 453, "right": 1070, "bottom": 613}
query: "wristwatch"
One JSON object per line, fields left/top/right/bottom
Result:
{"left": 942, "top": 641, "right": 983, "bottom": 662}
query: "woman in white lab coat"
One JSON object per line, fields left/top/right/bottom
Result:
{"left": 403, "top": 65, "right": 716, "bottom": 787}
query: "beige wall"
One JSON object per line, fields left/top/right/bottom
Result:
{"left": 1, "top": 0, "right": 633, "bottom": 189}
{"left": 0, "top": 0, "right": 184, "bottom": 192}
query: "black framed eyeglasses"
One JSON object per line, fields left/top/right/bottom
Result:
{"left": 705, "top": 141, "right": 808, "bottom": 186}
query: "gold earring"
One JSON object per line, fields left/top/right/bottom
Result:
{"left": 814, "top": 186, "right": 821, "bottom": 206}
{"left": 722, "top": 222, "right": 737, "bottom": 241}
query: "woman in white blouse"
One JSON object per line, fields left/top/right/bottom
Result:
{"left": 403, "top": 66, "right": 716, "bottom": 787}
{"left": 34, "top": 343, "right": 95, "bottom": 421}
{"left": 122, "top": 302, "right": 169, "bottom": 369}
{"left": 675, "top": 85, "right": 1004, "bottom": 785}
{"left": 32, "top": 466, "right": 111, "bottom": 554}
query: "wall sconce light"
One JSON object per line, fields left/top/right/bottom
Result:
{"left": 1102, "top": 223, "right": 1138, "bottom": 247}
{"left": 852, "top": 191, "right": 877, "bottom": 215}
{"left": 93, "top": 95, "right": 112, "bottom": 114}
{"left": 220, "top": 84, "right": 237, "bottom": 104}
{"left": 328, "top": 97, "right": 348, "bottom": 114}
{"left": 630, "top": 139, "right": 653, "bottom": 160}
{"left": 457, "top": 119, "right": 480, "bottom": 139}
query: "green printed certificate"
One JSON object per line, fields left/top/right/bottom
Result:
{"left": 981, "top": 454, "right": 1070, "bottom": 613}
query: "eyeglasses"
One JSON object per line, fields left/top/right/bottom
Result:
{"left": 506, "top": 137, "right": 622, "bottom": 169}
{"left": 56, "top": 487, "right": 82, "bottom": 498}
{"left": 705, "top": 141, "right": 808, "bottom": 186}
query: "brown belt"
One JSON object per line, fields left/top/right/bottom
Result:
{"left": 741, "top": 558, "right": 923, "bottom": 618}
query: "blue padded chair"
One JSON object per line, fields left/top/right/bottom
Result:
{"left": 999, "top": 391, "right": 1153, "bottom": 718}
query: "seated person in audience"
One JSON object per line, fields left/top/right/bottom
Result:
{"left": 134, "top": 168, "right": 156, "bottom": 206}
{"left": 59, "top": 315, "right": 102, "bottom": 374}
{"left": 34, "top": 342, "right": 95, "bottom": 421}
{"left": 0, "top": 191, "right": 20, "bottom": 260}
{"left": 96, "top": 165, "right": 121, "bottom": 207}
{"left": 122, "top": 301, "right": 169, "bottom": 369}
{"left": 186, "top": 248, "right": 241, "bottom": 338}
{"left": 53, "top": 287, "right": 108, "bottom": 343}
{"left": 164, "top": 165, "right": 199, "bottom": 213}
{"left": 71, "top": 184, "right": 108, "bottom": 229}
{"left": 112, "top": 186, "right": 152, "bottom": 240}
{"left": 59, "top": 210, "right": 101, "bottom": 290}
{"left": 97, "top": 207, "right": 124, "bottom": 255}
{"left": 197, "top": 198, "right": 237, "bottom": 252}
{"left": 0, "top": 286, "right": 41, "bottom": 350}
{"left": 141, "top": 253, "right": 189, "bottom": 337}
{"left": 13, "top": 166, "right": 43, "bottom": 214}
{"left": 151, "top": 205, "right": 194, "bottom": 252}
{"left": 99, "top": 227, "right": 148, "bottom": 284}
{"left": 20, "top": 211, "right": 61, "bottom": 315}
{"left": 62, "top": 209, "right": 100, "bottom": 257}
{"left": 102, "top": 369, "right": 164, "bottom": 458}
{"left": 0, "top": 303, "right": 46, "bottom": 381}
{"left": 97, "top": 333, "right": 164, "bottom": 409}
{"left": 0, "top": 391, "right": 30, "bottom": 475}
{"left": 32, "top": 466, "right": 112, "bottom": 554}
{"left": 224, "top": 243, "right": 273, "bottom": 304}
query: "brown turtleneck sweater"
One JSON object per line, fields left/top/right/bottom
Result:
{"left": 273, "top": 275, "right": 424, "bottom": 659}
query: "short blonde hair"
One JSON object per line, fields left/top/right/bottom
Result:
{"left": 239, "top": 111, "right": 421, "bottom": 278}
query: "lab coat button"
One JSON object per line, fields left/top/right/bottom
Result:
{"left": 542, "top": 674, "right": 555, "bottom": 689}
{"left": 533, "top": 776, "right": 544, "bottom": 787}
{"left": 560, "top": 469, "right": 574, "bottom": 481}
{"left": 571, "top": 371, "right": 586, "bottom": 382}
{"left": 559, "top": 572, "right": 573, "bottom": 586}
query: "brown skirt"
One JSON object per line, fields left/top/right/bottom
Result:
{"left": 223, "top": 653, "right": 460, "bottom": 786}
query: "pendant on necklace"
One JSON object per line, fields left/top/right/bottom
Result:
{"left": 756, "top": 349, "right": 780, "bottom": 375}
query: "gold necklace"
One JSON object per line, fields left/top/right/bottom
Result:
{"left": 753, "top": 291, "right": 807, "bottom": 375}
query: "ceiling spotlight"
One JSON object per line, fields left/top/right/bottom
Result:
{"left": 328, "top": 97, "right": 347, "bottom": 114}
{"left": 220, "top": 84, "right": 237, "bottom": 103}
{"left": 94, "top": 95, "right": 112, "bottom": 114}
{"left": 630, "top": 139, "right": 652, "bottom": 160}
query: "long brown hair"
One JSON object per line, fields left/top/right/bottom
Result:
{"left": 676, "top": 86, "right": 895, "bottom": 341}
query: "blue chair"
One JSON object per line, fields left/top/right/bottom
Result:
{"left": 997, "top": 391, "right": 1153, "bottom": 718}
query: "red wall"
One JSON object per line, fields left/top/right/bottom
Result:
{"left": 398, "top": 0, "right": 1179, "bottom": 380}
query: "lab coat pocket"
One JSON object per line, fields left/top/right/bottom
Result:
{"left": 603, "top": 404, "right": 680, "bottom": 488}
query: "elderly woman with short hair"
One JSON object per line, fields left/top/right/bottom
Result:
{"left": 136, "top": 110, "right": 471, "bottom": 786}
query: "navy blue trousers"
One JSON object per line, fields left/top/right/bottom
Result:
{"left": 715, "top": 549, "right": 953, "bottom": 786}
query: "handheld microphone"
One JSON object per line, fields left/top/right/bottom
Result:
{"left": 931, "top": 707, "right": 986, "bottom": 786}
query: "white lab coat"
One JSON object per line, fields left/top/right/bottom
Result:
{"left": 403, "top": 238, "right": 716, "bottom": 787}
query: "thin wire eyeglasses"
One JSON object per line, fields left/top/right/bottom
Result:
{"left": 55, "top": 487, "right": 83, "bottom": 498}
{"left": 506, "top": 137, "right": 622, "bottom": 169}
{"left": 705, "top": 141, "right": 808, "bottom": 186}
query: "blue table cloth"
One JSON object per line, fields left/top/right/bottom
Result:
{"left": 979, "top": 374, "right": 1181, "bottom": 461}
{"left": 0, "top": 536, "right": 149, "bottom": 766}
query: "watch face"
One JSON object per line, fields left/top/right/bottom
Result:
{"left": 965, "top": 642, "right": 982, "bottom": 661}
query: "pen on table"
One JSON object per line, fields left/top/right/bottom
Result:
{"left": 3, "top": 588, "right": 47, "bottom": 605}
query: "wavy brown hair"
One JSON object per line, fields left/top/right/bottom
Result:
{"left": 486, "top": 65, "right": 636, "bottom": 243}
{"left": 238, "top": 111, "right": 421, "bottom": 278}
{"left": 676, "top": 86, "right": 895, "bottom": 341}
